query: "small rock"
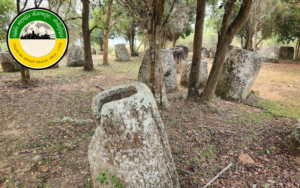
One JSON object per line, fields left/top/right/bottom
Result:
{"left": 238, "top": 153, "right": 255, "bottom": 165}
{"left": 289, "top": 85, "right": 293, "bottom": 87}
{"left": 250, "top": 89, "right": 259, "bottom": 96}
{"left": 289, "top": 124, "right": 300, "bottom": 156}
{"left": 32, "top": 155, "right": 41, "bottom": 163}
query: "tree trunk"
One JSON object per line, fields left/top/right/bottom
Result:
{"left": 295, "top": 37, "right": 300, "bottom": 60}
{"left": 241, "top": 36, "right": 244, "bottom": 48}
{"left": 129, "top": 25, "right": 135, "bottom": 56}
{"left": 172, "top": 36, "right": 176, "bottom": 47}
{"left": 100, "top": 39, "right": 103, "bottom": 51}
{"left": 253, "top": 2, "right": 259, "bottom": 52}
{"left": 162, "top": 33, "right": 167, "bottom": 49}
{"left": 147, "top": 0, "right": 169, "bottom": 109}
{"left": 17, "top": 0, "right": 30, "bottom": 82}
{"left": 200, "top": 0, "right": 253, "bottom": 102}
{"left": 103, "top": 32, "right": 109, "bottom": 65}
{"left": 20, "top": 66, "right": 28, "bottom": 82}
{"left": 102, "top": 0, "right": 113, "bottom": 65}
{"left": 244, "top": 26, "right": 253, "bottom": 50}
{"left": 81, "top": 0, "right": 93, "bottom": 71}
{"left": 187, "top": 0, "right": 206, "bottom": 100}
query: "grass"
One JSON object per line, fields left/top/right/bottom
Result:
{"left": 257, "top": 99, "right": 300, "bottom": 119}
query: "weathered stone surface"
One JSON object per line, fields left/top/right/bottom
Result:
{"left": 176, "top": 44, "right": 189, "bottom": 59}
{"left": 131, "top": 50, "right": 139, "bottom": 56}
{"left": 89, "top": 83, "right": 179, "bottom": 188}
{"left": 216, "top": 48, "right": 263, "bottom": 100}
{"left": 0, "top": 52, "right": 20, "bottom": 72}
{"left": 170, "top": 47, "right": 188, "bottom": 73}
{"left": 279, "top": 46, "right": 294, "bottom": 60}
{"left": 201, "top": 49, "right": 210, "bottom": 59}
{"left": 138, "top": 49, "right": 177, "bottom": 93}
{"left": 66, "top": 45, "right": 84, "bottom": 67}
{"left": 260, "top": 47, "right": 279, "bottom": 63}
{"left": 180, "top": 58, "right": 207, "bottom": 88}
{"left": 97, "top": 51, "right": 104, "bottom": 55}
{"left": 91, "top": 47, "right": 96, "bottom": 55}
{"left": 290, "top": 124, "right": 300, "bottom": 156}
{"left": 115, "top": 44, "right": 130, "bottom": 62}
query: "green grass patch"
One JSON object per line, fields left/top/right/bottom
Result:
{"left": 257, "top": 99, "right": 300, "bottom": 119}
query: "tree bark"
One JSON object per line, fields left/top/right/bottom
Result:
{"left": 102, "top": 0, "right": 113, "bottom": 65}
{"left": 17, "top": 0, "right": 30, "bottom": 82}
{"left": 241, "top": 36, "right": 244, "bottom": 48}
{"left": 81, "top": 0, "right": 94, "bottom": 71}
{"left": 187, "top": 0, "right": 206, "bottom": 100}
{"left": 253, "top": 1, "right": 259, "bottom": 52}
{"left": 244, "top": 28, "right": 253, "bottom": 50}
{"left": 129, "top": 25, "right": 136, "bottom": 56}
{"left": 147, "top": 0, "right": 169, "bottom": 109}
{"left": 172, "top": 36, "right": 176, "bottom": 47}
{"left": 100, "top": 39, "right": 103, "bottom": 51}
{"left": 295, "top": 37, "right": 300, "bottom": 60}
{"left": 200, "top": 0, "right": 253, "bottom": 102}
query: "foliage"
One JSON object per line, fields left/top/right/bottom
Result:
{"left": 0, "top": 0, "right": 15, "bottom": 41}
{"left": 274, "top": 1, "right": 300, "bottom": 44}
{"left": 95, "top": 169, "right": 126, "bottom": 188}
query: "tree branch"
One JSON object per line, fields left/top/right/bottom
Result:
{"left": 20, "top": 0, "right": 28, "bottom": 13}
{"left": 90, "top": 25, "right": 99, "bottom": 34}
{"left": 226, "top": 0, "right": 253, "bottom": 43}
{"left": 162, "top": 0, "right": 176, "bottom": 26}
{"left": 65, "top": 17, "right": 82, "bottom": 22}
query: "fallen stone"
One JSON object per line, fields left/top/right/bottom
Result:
{"left": 0, "top": 52, "right": 20, "bottom": 72}
{"left": 202, "top": 49, "right": 210, "bottom": 59}
{"left": 250, "top": 89, "right": 259, "bottom": 96}
{"left": 290, "top": 123, "right": 300, "bottom": 156}
{"left": 56, "top": 117, "right": 93, "bottom": 124}
{"left": 216, "top": 48, "right": 263, "bottom": 100}
{"left": 260, "top": 47, "right": 279, "bottom": 63}
{"left": 170, "top": 46, "right": 188, "bottom": 73}
{"left": 131, "top": 49, "right": 139, "bottom": 56}
{"left": 89, "top": 83, "right": 179, "bottom": 188}
{"left": 115, "top": 44, "right": 130, "bottom": 62}
{"left": 180, "top": 58, "right": 207, "bottom": 88}
{"left": 66, "top": 45, "right": 84, "bottom": 67}
{"left": 279, "top": 46, "right": 294, "bottom": 60}
{"left": 238, "top": 153, "right": 255, "bottom": 165}
{"left": 91, "top": 47, "right": 96, "bottom": 55}
{"left": 138, "top": 49, "right": 177, "bottom": 93}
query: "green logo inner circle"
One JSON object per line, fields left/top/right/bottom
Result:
{"left": 9, "top": 9, "right": 67, "bottom": 39}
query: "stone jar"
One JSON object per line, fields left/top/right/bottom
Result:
{"left": 89, "top": 83, "right": 179, "bottom": 188}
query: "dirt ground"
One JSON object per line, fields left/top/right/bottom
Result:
{"left": 0, "top": 55, "right": 299, "bottom": 187}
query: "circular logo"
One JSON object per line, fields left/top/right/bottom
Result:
{"left": 7, "top": 8, "right": 69, "bottom": 70}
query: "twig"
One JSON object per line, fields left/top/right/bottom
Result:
{"left": 203, "top": 163, "right": 233, "bottom": 188}
{"left": 236, "top": 158, "right": 248, "bottom": 173}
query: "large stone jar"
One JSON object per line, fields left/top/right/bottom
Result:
{"left": 216, "top": 48, "right": 263, "bottom": 100}
{"left": 89, "top": 83, "right": 179, "bottom": 188}
{"left": 138, "top": 49, "right": 177, "bottom": 93}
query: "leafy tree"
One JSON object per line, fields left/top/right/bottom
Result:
{"left": 163, "top": 0, "right": 197, "bottom": 47}
{"left": 187, "top": 0, "right": 206, "bottom": 100}
{"left": 0, "top": 0, "right": 15, "bottom": 41}
{"left": 81, "top": 0, "right": 98, "bottom": 71}
{"left": 91, "top": 29, "right": 104, "bottom": 51}
{"left": 274, "top": 0, "right": 300, "bottom": 59}
{"left": 200, "top": 0, "right": 253, "bottom": 102}
{"left": 115, "top": 0, "right": 176, "bottom": 109}
{"left": 92, "top": 0, "right": 120, "bottom": 65}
